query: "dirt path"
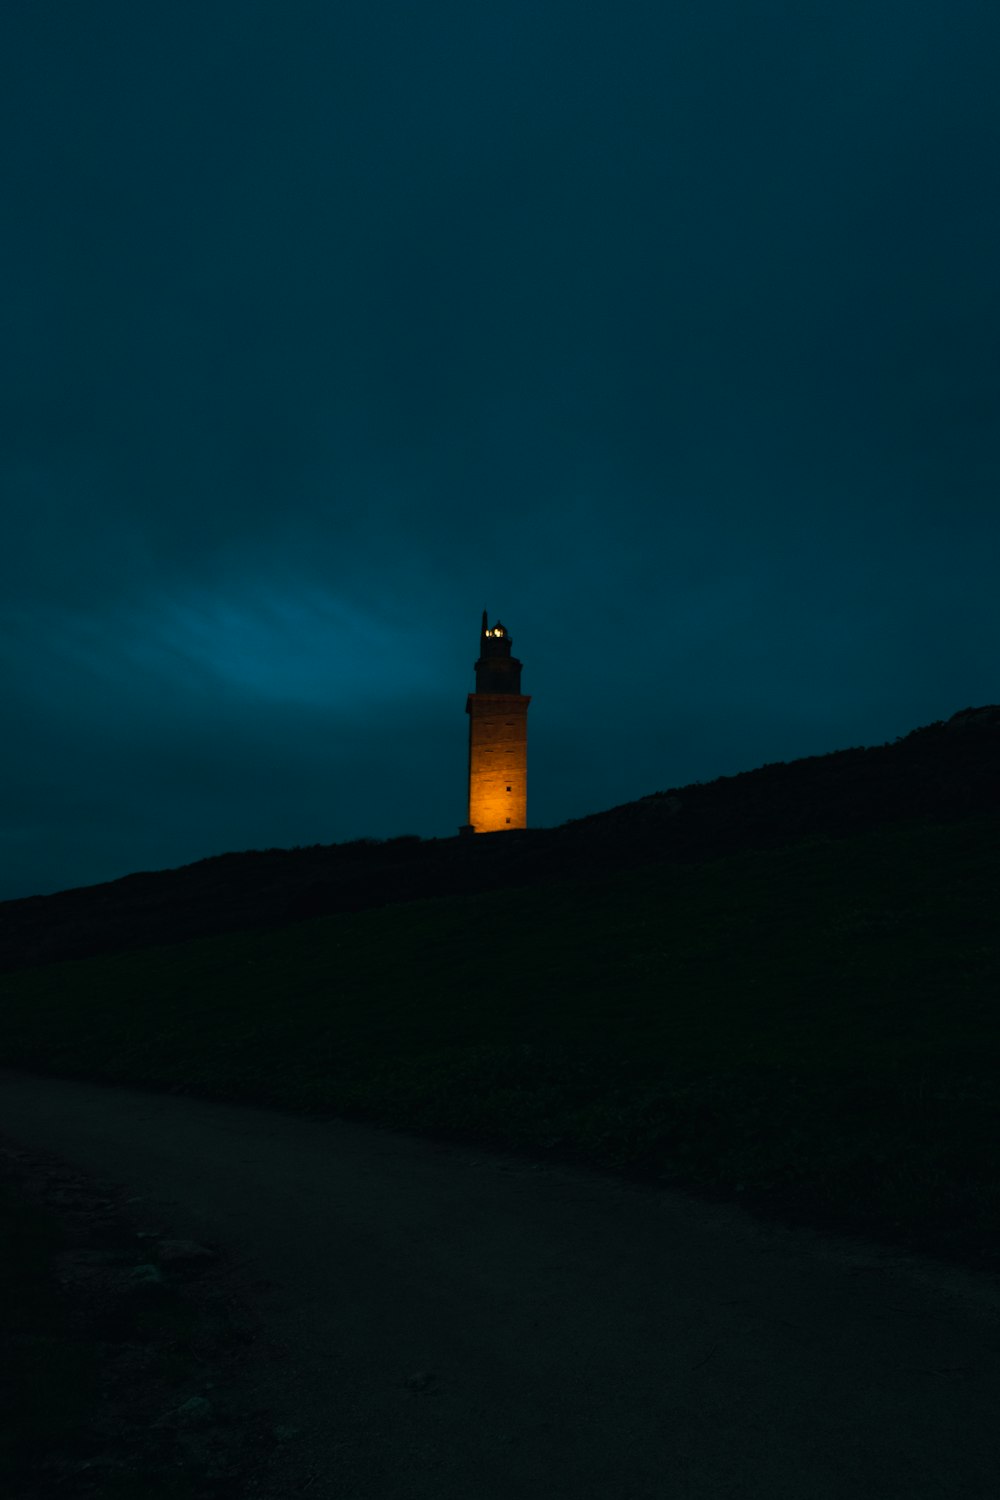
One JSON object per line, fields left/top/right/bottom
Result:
{"left": 1, "top": 1068, "right": 997, "bottom": 1499}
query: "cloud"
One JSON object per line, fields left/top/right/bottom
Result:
{"left": 1, "top": 0, "right": 998, "bottom": 897}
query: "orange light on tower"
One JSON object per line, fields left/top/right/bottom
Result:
{"left": 460, "top": 609, "right": 530, "bottom": 834}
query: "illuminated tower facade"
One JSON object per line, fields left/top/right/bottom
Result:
{"left": 462, "top": 610, "right": 530, "bottom": 833}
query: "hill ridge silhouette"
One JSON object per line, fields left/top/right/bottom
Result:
{"left": 2, "top": 704, "right": 997, "bottom": 972}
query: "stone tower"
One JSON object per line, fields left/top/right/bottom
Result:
{"left": 462, "top": 610, "right": 530, "bottom": 833}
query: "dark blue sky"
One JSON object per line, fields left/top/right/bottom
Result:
{"left": 2, "top": 1, "right": 998, "bottom": 900}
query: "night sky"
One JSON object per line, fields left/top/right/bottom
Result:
{"left": 3, "top": 2, "right": 998, "bottom": 901}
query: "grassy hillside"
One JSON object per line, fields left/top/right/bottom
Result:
{"left": 2, "top": 704, "right": 998, "bottom": 972}
{"left": 1, "top": 813, "right": 997, "bottom": 1274}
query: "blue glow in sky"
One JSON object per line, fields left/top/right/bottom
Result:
{"left": 1, "top": 0, "right": 998, "bottom": 898}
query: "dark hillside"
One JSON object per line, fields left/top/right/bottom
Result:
{"left": 2, "top": 814, "right": 998, "bottom": 1273}
{"left": 2, "top": 704, "right": 997, "bottom": 973}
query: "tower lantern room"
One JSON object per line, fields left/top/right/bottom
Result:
{"left": 474, "top": 610, "right": 523, "bottom": 693}
{"left": 462, "top": 609, "right": 530, "bottom": 834}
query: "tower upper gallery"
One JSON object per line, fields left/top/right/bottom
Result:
{"left": 474, "top": 609, "right": 524, "bottom": 695}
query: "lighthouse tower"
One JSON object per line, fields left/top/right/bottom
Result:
{"left": 462, "top": 610, "right": 530, "bottom": 833}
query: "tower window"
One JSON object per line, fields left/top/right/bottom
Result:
{"left": 506, "top": 818, "right": 511, "bottom": 824}
{"left": 506, "top": 785, "right": 511, "bottom": 791}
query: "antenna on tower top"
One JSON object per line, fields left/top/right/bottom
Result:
{"left": 481, "top": 608, "right": 488, "bottom": 637}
